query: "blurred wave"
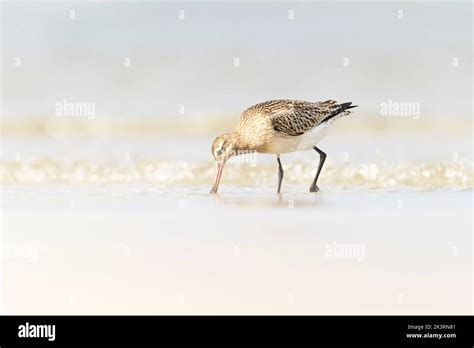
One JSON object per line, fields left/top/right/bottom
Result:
{"left": 1, "top": 158, "right": 472, "bottom": 189}
{"left": 1, "top": 116, "right": 472, "bottom": 137}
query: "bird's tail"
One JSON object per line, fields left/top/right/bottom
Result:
{"left": 319, "top": 101, "right": 358, "bottom": 124}
{"left": 339, "top": 102, "right": 358, "bottom": 111}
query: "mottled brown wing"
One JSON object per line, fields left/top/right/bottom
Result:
{"left": 272, "top": 100, "right": 346, "bottom": 136}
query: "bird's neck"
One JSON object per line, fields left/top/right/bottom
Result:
{"left": 228, "top": 131, "right": 252, "bottom": 153}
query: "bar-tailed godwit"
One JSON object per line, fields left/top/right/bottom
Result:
{"left": 210, "top": 99, "right": 357, "bottom": 194}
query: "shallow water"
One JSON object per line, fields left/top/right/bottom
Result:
{"left": 2, "top": 159, "right": 472, "bottom": 190}
{"left": 1, "top": 183, "right": 472, "bottom": 314}
{"left": 1, "top": 132, "right": 472, "bottom": 189}
{"left": 1, "top": 127, "right": 473, "bottom": 314}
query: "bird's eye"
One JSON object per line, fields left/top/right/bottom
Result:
{"left": 216, "top": 149, "right": 223, "bottom": 156}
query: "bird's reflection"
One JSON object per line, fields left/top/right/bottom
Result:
{"left": 211, "top": 188, "right": 325, "bottom": 209}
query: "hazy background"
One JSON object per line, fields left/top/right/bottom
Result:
{"left": 0, "top": 1, "right": 472, "bottom": 315}
{"left": 1, "top": 1, "right": 472, "bottom": 120}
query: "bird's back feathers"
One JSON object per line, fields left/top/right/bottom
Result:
{"left": 240, "top": 99, "right": 357, "bottom": 137}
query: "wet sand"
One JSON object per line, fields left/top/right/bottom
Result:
{"left": 2, "top": 186, "right": 471, "bottom": 314}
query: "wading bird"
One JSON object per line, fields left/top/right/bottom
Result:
{"left": 210, "top": 99, "right": 357, "bottom": 194}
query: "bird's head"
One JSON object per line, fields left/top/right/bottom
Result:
{"left": 211, "top": 133, "right": 239, "bottom": 164}
{"left": 210, "top": 132, "right": 240, "bottom": 194}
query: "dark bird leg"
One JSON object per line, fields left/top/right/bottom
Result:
{"left": 310, "top": 146, "right": 327, "bottom": 192}
{"left": 276, "top": 155, "right": 284, "bottom": 194}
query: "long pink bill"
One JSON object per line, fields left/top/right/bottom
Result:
{"left": 210, "top": 163, "right": 224, "bottom": 194}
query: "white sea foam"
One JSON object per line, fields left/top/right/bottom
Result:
{"left": 1, "top": 158, "right": 472, "bottom": 189}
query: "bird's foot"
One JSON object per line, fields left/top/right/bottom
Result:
{"left": 309, "top": 185, "right": 319, "bottom": 193}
